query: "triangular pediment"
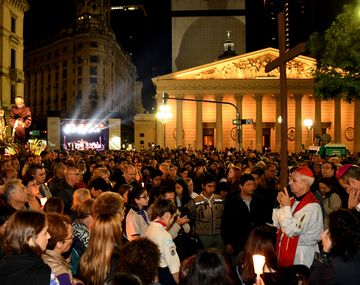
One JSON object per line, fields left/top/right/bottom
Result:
{"left": 158, "top": 48, "right": 316, "bottom": 80}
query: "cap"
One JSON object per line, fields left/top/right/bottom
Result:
{"left": 296, "top": 167, "right": 314, "bottom": 178}
{"left": 336, "top": 164, "right": 352, "bottom": 180}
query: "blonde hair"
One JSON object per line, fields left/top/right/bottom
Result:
{"left": 79, "top": 214, "right": 122, "bottom": 285}
{"left": 71, "top": 188, "right": 91, "bottom": 212}
{"left": 91, "top": 167, "right": 110, "bottom": 181}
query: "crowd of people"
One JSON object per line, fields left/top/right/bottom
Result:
{"left": 0, "top": 146, "right": 359, "bottom": 285}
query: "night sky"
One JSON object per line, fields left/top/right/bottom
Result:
{"left": 23, "top": 0, "right": 355, "bottom": 112}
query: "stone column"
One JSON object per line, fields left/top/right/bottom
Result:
{"left": 255, "top": 94, "right": 263, "bottom": 152}
{"left": 156, "top": 94, "right": 164, "bottom": 146}
{"left": 215, "top": 94, "right": 223, "bottom": 150}
{"left": 176, "top": 94, "right": 183, "bottom": 148}
{"left": 354, "top": 98, "right": 360, "bottom": 152}
{"left": 314, "top": 96, "right": 322, "bottom": 138}
{"left": 274, "top": 93, "right": 281, "bottom": 152}
{"left": 294, "top": 94, "right": 303, "bottom": 153}
{"left": 234, "top": 93, "right": 244, "bottom": 149}
{"left": 196, "top": 94, "right": 203, "bottom": 150}
{"left": 334, "top": 97, "right": 341, "bottom": 143}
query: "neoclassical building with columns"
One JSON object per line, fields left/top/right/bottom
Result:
{"left": 134, "top": 48, "right": 358, "bottom": 153}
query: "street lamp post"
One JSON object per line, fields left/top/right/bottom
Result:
{"left": 304, "top": 118, "right": 313, "bottom": 151}
{"left": 156, "top": 96, "right": 173, "bottom": 147}
{"left": 157, "top": 92, "right": 243, "bottom": 151}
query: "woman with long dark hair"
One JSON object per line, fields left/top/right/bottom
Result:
{"left": 185, "top": 248, "right": 233, "bottom": 285}
{"left": 310, "top": 209, "right": 360, "bottom": 285}
{"left": 175, "top": 179, "right": 192, "bottom": 209}
{"left": 0, "top": 210, "right": 55, "bottom": 285}
{"left": 237, "top": 226, "right": 277, "bottom": 285}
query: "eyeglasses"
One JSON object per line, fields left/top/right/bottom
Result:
{"left": 138, "top": 194, "right": 149, "bottom": 199}
{"left": 69, "top": 172, "right": 81, "bottom": 176}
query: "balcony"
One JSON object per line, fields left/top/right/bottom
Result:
{"left": 10, "top": 69, "right": 25, "bottom": 82}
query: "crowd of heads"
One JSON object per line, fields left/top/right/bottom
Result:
{"left": 0, "top": 146, "right": 359, "bottom": 285}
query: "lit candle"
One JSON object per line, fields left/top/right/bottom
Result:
{"left": 252, "top": 254, "right": 265, "bottom": 279}
{"left": 40, "top": 197, "right": 47, "bottom": 207}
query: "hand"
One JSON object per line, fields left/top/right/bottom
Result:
{"left": 277, "top": 187, "right": 291, "bottom": 207}
{"left": 253, "top": 276, "right": 265, "bottom": 285}
{"left": 348, "top": 188, "right": 360, "bottom": 209}
{"left": 176, "top": 216, "right": 189, "bottom": 225}
{"left": 225, "top": 244, "right": 234, "bottom": 254}
{"left": 321, "top": 229, "right": 332, "bottom": 253}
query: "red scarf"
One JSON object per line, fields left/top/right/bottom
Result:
{"left": 275, "top": 191, "right": 318, "bottom": 267}
{"left": 154, "top": 219, "right": 168, "bottom": 231}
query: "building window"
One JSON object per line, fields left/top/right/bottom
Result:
{"left": 90, "top": 66, "right": 97, "bottom": 75}
{"left": 90, "top": 77, "right": 97, "bottom": 84}
{"left": 78, "top": 66, "right": 82, "bottom": 76}
{"left": 90, "top": 41, "right": 98, "bottom": 48}
{"left": 11, "top": 17, "right": 16, "bottom": 33}
{"left": 77, "top": 42, "right": 83, "bottom": 49}
{"left": 140, "top": 140, "right": 144, "bottom": 145}
{"left": 78, "top": 56, "right": 82, "bottom": 63}
{"left": 62, "top": 69, "right": 67, "bottom": 78}
{"left": 140, "top": 133, "right": 144, "bottom": 137}
{"left": 90, "top": 100, "right": 97, "bottom": 109}
{"left": 11, "top": 49, "right": 16, "bottom": 69}
{"left": 11, "top": 85, "right": 16, "bottom": 102}
{"left": 90, "top": 55, "right": 98, "bottom": 63}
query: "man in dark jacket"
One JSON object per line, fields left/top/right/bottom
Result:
{"left": 54, "top": 167, "right": 80, "bottom": 214}
{"left": 221, "top": 174, "right": 270, "bottom": 260}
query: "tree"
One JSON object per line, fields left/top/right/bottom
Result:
{"left": 309, "top": 3, "right": 360, "bottom": 102}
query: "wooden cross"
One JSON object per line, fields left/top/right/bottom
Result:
{"left": 265, "top": 11, "right": 306, "bottom": 189}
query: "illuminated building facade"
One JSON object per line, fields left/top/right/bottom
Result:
{"left": 0, "top": 0, "right": 29, "bottom": 112}
{"left": 134, "top": 48, "right": 357, "bottom": 153}
{"left": 24, "top": 0, "right": 143, "bottom": 135}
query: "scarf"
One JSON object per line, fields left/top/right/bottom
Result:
{"left": 131, "top": 206, "right": 149, "bottom": 225}
{"left": 275, "top": 191, "right": 318, "bottom": 267}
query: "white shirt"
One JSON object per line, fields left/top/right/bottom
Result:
{"left": 126, "top": 208, "right": 149, "bottom": 241}
{"left": 272, "top": 200, "right": 323, "bottom": 268}
{"left": 146, "top": 221, "right": 180, "bottom": 274}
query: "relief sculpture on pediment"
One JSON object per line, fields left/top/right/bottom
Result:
{"left": 195, "top": 55, "right": 314, "bottom": 80}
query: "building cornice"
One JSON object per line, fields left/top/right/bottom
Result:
{"left": 5, "top": 0, "right": 29, "bottom": 13}
{"left": 154, "top": 78, "right": 314, "bottom": 95}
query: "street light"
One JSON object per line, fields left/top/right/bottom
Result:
{"left": 156, "top": 104, "right": 172, "bottom": 124}
{"left": 304, "top": 118, "right": 313, "bottom": 149}
{"left": 156, "top": 92, "right": 242, "bottom": 150}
